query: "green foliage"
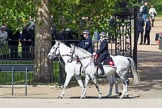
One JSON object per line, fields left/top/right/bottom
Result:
{"left": 1, "top": 0, "right": 161, "bottom": 33}
{"left": 49, "top": 0, "right": 125, "bottom": 34}
{"left": 0, "top": 0, "right": 36, "bottom": 31}
{"left": 0, "top": 0, "right": 147, "bottom": 34}
{"left": 150, "top": 0, "right": 162, "bottom": 17}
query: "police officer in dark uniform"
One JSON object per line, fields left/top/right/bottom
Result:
{"left": 95, "top": 32, "right": 109, "bottom": 75}
{"left": 137, "top": 13, "right": 145, "bottom": 45}
{"left": 82, "top": 30, "right": 93, "bottom": 54}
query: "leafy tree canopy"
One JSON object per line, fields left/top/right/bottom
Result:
{"left": 0, "top": 0, "right": 137, "bottom": 33}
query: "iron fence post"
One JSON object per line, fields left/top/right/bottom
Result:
{"left": 133, "top": 6, "right": 138, "bottom": 69}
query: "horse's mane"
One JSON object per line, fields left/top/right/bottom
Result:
{"left": 73, "top": 45, "right": 92, "bottom": 56}
{"left": 55, "top": 40, "right": 71, "bottom": 49}
{"left": 55, "top": 40, "right": 92, "bottom": 56}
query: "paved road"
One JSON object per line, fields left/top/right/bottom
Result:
{"left": 0, "top": 98, "right": 162, "bottom": 108}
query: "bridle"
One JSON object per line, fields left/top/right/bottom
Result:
{"left": 50, "top": 43, "right": 76, "bottom": 67}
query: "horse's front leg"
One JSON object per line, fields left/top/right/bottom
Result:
{"left": 90, "top": 75, "right": 102, "bottom": 99}
{"left": 74, "top": 75, "right": 85, "bottom": 99}
{"left": 58, "top": 74, "right": 73, "bottom": 99}
{"left": 80, "top": 74, "right": 90, "bottom": 98}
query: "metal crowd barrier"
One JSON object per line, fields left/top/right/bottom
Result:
{"left": 0, "top": 64, "right": 34, "bottom": 96}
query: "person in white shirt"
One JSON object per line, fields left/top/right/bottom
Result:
{"left": 149, "top": 5, "right": 157, "bottom": 27}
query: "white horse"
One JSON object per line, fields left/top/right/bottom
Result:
{"left": 70, "top": 45, "right": 139, "bottom": 98}
{"left": 48, "top": 40, "right": 116, "bottom": 98}
{"left": 48, "top": 41, "right": 84, "bottom": 98}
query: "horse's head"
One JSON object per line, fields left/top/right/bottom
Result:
{"left": 48, "top": 41, "right": 60, "bottom": 59}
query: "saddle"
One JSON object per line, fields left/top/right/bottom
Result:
{"left": 103, "top": 57, "right": 114, "bottom": 66}
{"left": 93, "top": 54, "right": 115, "bottom": 66}
{"left": 94, "top": 56, "right": 115, "bottom": 76}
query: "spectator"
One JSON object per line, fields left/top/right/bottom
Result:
{"left": 137, "top": 13, "right": 145, "bottom": 45}
{"left": 21, "top": 24, "right": 32, "bottom": 59}
{"left": 56, "top": 29, "right": 66, "bottom": 40}
{"left": 149, "top": 5, "right": 157, "bottom": 27}
{"left": 28, "top": 16, "right": 35, "bottom": 30}
{"left": 144, "top": 17, "right": 151, "bottom": 45}
{"left": 8, "top": 30, "right": 20, "bottom": 59}
{"left": 79, "top": 33, "right": 85, "bottom": 48}
{"left": 0, "top": 26, "right": 9, "bottom": 59}
{"left": 50, "top": 26, "right": 57, "bottom": 45}
{"left": 81, "top": 30, "right": 93, "bottom": 54}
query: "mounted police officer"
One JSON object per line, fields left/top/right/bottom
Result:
{"left": 95, "top": 32, "right": 110, "bottom": 75}
{"left": 82, "top": 30, "right": 93, "bottom": 54}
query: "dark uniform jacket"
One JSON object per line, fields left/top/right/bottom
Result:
{"left": 21, "top": 27, "right": 32, "bottom": 46}
{"left": 8, "top": 30, "right": 20, "bottom": 46}
{"left": 96, "top": 39, "right": 109, "bottom": 57}
{"left": 83, "top": 36, "right": 93, "bottom": 54}
{"left": 145, "top": 20, "right": 151, "bottom": 30}
{"left": 137, "top": 17, "right": 145, "bottom": 32}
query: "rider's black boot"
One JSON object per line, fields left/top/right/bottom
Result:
{"left": 99, "top": 64, "right": 105, "bottom": 75}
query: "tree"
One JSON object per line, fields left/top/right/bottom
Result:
{"left": 34, "top": 0, "right": 53, "bottom": 82}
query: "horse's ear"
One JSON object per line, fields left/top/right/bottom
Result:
{"left": 70, "top": 44, "right": 75, "bottom": 51}
{"left": 55, "top": 40, "right": 58, "bottom": 44}
{"left": 55, "top": 40, "right": 60, "bottom": 46}
{"left": 70, "top": 44, "right": 73, "bottom": 48}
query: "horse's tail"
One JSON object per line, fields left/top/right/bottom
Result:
{"left": 127, "top": 57, "right": 140, "bottom": 84}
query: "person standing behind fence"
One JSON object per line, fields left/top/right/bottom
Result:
{"left": 0, "top": 26, "right": 9, "bottom": 59}
{"left": 21, "top": 24, "right": 32, "bottom": 59}
{"left": 144, "top": 17, "right": 151, "bottom": 45}
{"left": 81, "top": 30, "right": 93, "bottom": 54}
{"left": 137, "top": 14, "right": 145, "bottom": 45}
{"left": 149, "top": 5, "right": 157, "bottom": 27}
{"left": 8, "top": 30, "right": 20, "bottom": 59}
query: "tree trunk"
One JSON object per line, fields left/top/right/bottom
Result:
{"left": 35, "top": 0, "right": 53, "bottom": 83}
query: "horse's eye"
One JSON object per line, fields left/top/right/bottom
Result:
{"left": 53, "top": 47, "right": 55, "bottom": 49}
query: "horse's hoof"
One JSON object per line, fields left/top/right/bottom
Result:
{"left": 98, "top": 95, "right": 102, "bottom": 99}
{"left": 107, "top": 94, "right": 112, "bottom": 97}
{"left": 125, "top": 94, "right": 129, "bottom": 97}
{"left": 117, "top": 92, "right": 122, "bottom": 96}
{"left": 58, "top": 96, "right": 62, "bottom": 99}
{"left": 120, "top": 96, "right": 124, "bottom": 99}
{"left": 80, "top": 96, "right": 86, "bottom": 99}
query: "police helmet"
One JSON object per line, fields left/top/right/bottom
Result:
{"left": 83, "top": 30, "right": 90, "bottom": 34}
{"left": 100, "top": 32, "right": 106, "bottom": 37}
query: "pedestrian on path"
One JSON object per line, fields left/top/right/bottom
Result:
{"left": 149, "top": 5, "right": 157, "bottom": 27}
{"left": 144, "top": 17, "right": 151, "bottom": 45}
{"left": 137, "top": 14, "right": 145, "bottom": 45}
